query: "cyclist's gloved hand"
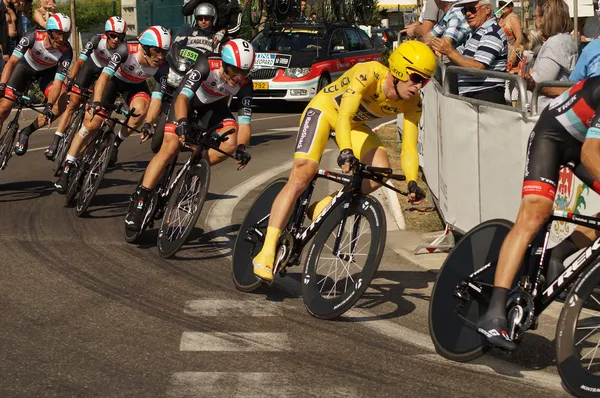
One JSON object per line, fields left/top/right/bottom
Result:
{"left": 90, "top": 101, "right": 102, "bottom": 116}
{"left": 175, "top": 118, "right": 189, "bottom": 140}
{"left": 0, "top": 83, "right": 7, "bottom": 99}
{"left": 408, "top": 180, "right": 426, "bottom": 204}
{"left": 235, "top": 144, "right": 251, "bottom": 170}
{"left": 337, "top": 148, "right": 357, "bottom": 174}
{"left": 65, "top": 77, "right": 73, "bottom": 92}
{"left": 140, "top": 122, "right": 154, "bottom": 143}
{"left": 43, "top": 103, "right": 55, "bottom": 122}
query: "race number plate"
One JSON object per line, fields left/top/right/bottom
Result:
{"left": 253, "top": 82, "right": 269, "bottom": 90}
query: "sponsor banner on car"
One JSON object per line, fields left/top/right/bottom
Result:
{"left": 254, "top": 53, "right": 292, "bottom": 69}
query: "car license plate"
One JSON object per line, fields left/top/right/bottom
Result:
{"left": 253, "top": 82, "right": 269, "bottom": 90}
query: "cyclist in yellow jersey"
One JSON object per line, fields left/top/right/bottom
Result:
{"left": 253, "top": 41, "right": 437, "bottom": 282}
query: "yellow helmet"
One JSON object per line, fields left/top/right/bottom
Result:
{"left": 388, "top": 40, "right": 437, "bottom": 82}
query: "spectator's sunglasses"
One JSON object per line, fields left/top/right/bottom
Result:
{"left": 106, "top": 31, "right": 126, "bottom": 41}
{"left": 461, "top": 3, "right": 483, "bottom": 14}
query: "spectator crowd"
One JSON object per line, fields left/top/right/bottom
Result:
{"left": 0, "top": 0, "right": 57, "bottom": 68}
{"left": 400, "top": 0, "right": 600, "bottom": 110}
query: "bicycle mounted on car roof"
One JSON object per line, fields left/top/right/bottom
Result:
{"left": 244, "top": 0, "right": 374, "bottom": 28}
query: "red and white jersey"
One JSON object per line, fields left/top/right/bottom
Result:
{"left": 103, "top": 42, "right": 168, "bottom": 84}
{"left": 181, "top": 58, "right": 251, "bottom": 104}
{"left": 79, "top": 34, "right": 126, "bottom": 69}
{"left": 13, "top": 30, "right": 73, "bottom": 74}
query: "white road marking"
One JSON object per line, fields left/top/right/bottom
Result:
{"left": 346, "top": 308, "right": 564, "bottom": 392}
{"left": 184, "top": 299, "right": 284, "bottom": 317}
{"left": 202, "top": 146, "right": 567, "bottom": 392}
{"left": 252, "top": 114, "right": 301, "bottom": 122}
{"left": 180, "top": 332, "right": 290, "bottom": 352}
{"left": 168, "top": 372, "right": 358, "bottom": 397}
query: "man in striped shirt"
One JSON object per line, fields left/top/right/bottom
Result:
{"left": 425, "top": 0, "right": 471, "bottom": 49}
{"left": 431, "top": 0, "right": 508, "bottom": 104}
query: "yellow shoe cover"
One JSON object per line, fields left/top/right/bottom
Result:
{"left": 252, "top": 250, "right": 274, "bottom": 282}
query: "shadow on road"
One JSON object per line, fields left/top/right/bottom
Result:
{"left": 0, "top": 180, "right": 55, "bottom": 202}
{"left": 83, "top": 192, "right": 130, "bottom": 219}
{"left": 250, "top": 134, "right": 292, "bottom": 148}
{"left": 111, "top": 160, "right": 150, "bottom": 174}
{"left": 168, "top": 224, "right": 237, "bottom": 261}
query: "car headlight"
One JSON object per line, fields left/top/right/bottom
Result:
{"left": 167, "top": 69, "right": 183, "bottom": 87}
{"left": 283, "top": 67, "right": 311, "bottom": 78}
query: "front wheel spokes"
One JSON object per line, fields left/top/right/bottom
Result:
{"left": 315, "top": 214, "right": 370, "bottom": 298}
{"left": 81, "top": 146, "right": 109, "bottom": 203}
{"left": 575, "top": 294, "right": 600, "bottom": 372}
{"left": 164, "top": 174, "right": 201, "bottom": 242}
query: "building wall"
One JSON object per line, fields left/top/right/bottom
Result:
{"left": 121, "top": 0, "right": 138, "bottom": 36}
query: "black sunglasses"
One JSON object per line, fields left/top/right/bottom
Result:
{"left": 106, "top": 32, "right": 125, "bottom": 41}
{"left": 461, "top": 4, "right": 482, "bottom": 14}
{"left": 196, "top": 15, "right": 213, "bottom": 21}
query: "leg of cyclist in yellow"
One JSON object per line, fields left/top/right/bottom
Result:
{"left": 477, "top": 194, "right": 553, "bottom": 351}
{"left": 253, "top": 158, "right": 320, "bottom": 281}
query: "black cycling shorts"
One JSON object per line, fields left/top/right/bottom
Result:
{"left": 71, "top": 58, "right": 102, "bottom": 95}
{"left": 164, "top": 97, "right": 237, "bottom": 137}
{"left": 522, "top": 128, "right": 583, "bottom": 201}
{"left": 5, "top": 62, "right": 63, "bottom": 101}
{"left": 100, "top": 77, "right": 151, "bottom": 111}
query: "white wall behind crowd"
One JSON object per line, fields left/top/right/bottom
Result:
{"left": 402, "top": 65, "right": 600, "bottom": 248}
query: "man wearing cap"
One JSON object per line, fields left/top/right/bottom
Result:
{"left": 424, "top": 0, "right": 471, "bottom": 50}
{"left": 431, "top": 0, "right": 508, "bottom": 104}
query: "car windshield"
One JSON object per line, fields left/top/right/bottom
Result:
{"left": 252, "top": 31, "right": 323, "bottom": 52}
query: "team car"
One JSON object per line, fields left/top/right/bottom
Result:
{"left": 249, "top": 22, "right": 382, "bottom": 102}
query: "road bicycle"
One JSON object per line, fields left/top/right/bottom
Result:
{"left": 125, "top": 118, "right": 251, "bottom": 259}
{"left": 0, "top": 89, "right": 44, "bottom": 171}
{"left": 65, "top": 103, "right": 140, "bottom": 216}
{"left": 429, "top": 162, "right": 600, "bottom": 397}
{"left": 51, "top": 89, "right": 92, "bottom": 177}
{"left": 232, "top": 150, "right": 407, "bottom": 320}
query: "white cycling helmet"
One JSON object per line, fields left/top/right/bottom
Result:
{"left": 46, "top": 13, "right": 71, "bottom": 33}
{"left": 138, "top": 25, "right": 172, "bottom": 51}
{"left": 105, "top": 16, "right": 127, "bottom": 34}
{"left": 221, "top": 39, "right": 255, "bottom": 75}
{"left": 195, "top": 2, "right": 217, "bottom": 23}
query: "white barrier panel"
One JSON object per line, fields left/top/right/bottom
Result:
{"left": 417, "top": 83, "right": 440, "bottom": 200}
{"left": 412, "top": 79, "right": 600, "bottom": 246}
{"left": 477, "top": 106, "right": 531, "bottom": 223}
{"left": 438, "top": 96, "right": 480, "bottom": 232}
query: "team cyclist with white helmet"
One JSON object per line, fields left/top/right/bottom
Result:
{"left": 0, "top": 13, "right": 73, "bottom": 156}
{"left": 251, "top": 41, "right": 437, "bottom": 283}
{"left": 124, "top": 38, "right": 255, "bottom": 232}
{"left": 43, "top": 16, "right": 128, "bottom": 160}
{"left": 54, "top": 25, "right": 172, "bottom": 193}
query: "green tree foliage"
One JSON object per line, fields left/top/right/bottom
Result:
{"left": 33, "top": 0, "right": 121, "bottom": 33}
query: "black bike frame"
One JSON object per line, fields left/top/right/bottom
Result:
{"left": 251, "top": 165, "right": 407, "bottom": 262}
{"left": 465, "top": 163, "right": 600, "bottom": 319}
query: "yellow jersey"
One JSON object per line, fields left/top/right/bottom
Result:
{"left": 314, "top": 61, "right": 422, "bottom": 183}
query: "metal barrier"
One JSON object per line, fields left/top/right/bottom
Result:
{"left": 531, "top": 80, "right": 575, "bottom": 115}
{"left": 443, "top": 66, "right": 529, "bottom": 113}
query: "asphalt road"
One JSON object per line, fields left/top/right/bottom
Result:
{"left": 0, "top": 102, "right": 569, "bottom": 397}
